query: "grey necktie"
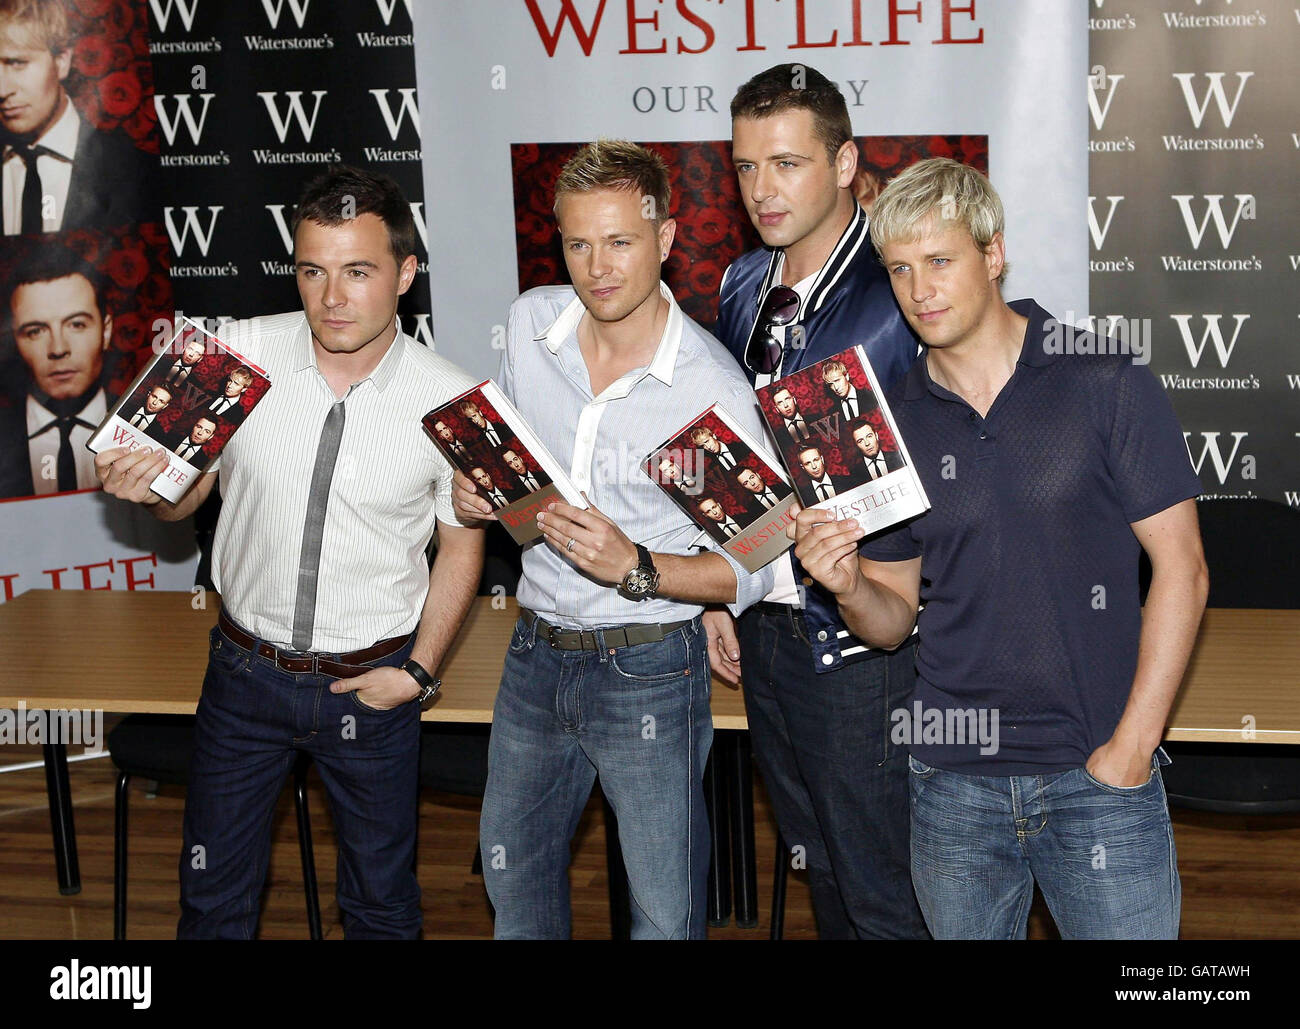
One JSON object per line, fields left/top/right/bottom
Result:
{"left": 292, "top": 398, "right": 347, "bottom": 650}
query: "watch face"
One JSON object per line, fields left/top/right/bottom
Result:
{"left": 625, "top": 569, "right": 653, "bottom": 595}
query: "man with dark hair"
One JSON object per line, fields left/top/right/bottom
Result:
{"left": 289, "top": 162, "right": 416, "bottom": 262}
{"left": 851, "top": 420, "right": 902, "bottom": 480}
{"left": 698, "top": 496, "right": 742, "bottom": 539}
{"left": 94, "top": 165, "right": 484, "bottom": 940}
{"left": 736, "top": 466, "right": 784, "bottom": 511}
{"left": 771, "top": 385, "right": 810, "bottom": 444}
{"left": 127, "top": 382, "right": 171, "bottom": 432}
{"left": 707, "top": 63, "right": 927, "bottom": 940}
{"left": 430, "top": 417, "right": 469, "bottom": 461}
{"left": 469, "top": 464, "right": 509, "bottom": 508}
{"left": 163, "top": 414, "right": 217, "bottom": 470}
{"left": 163, "top": 336, "right": 206, "bottom": 387}
{"left": 797, "top": 444, "right": 855, "bottom": 500}
{"left": 797, "top": 158, "right": 1206, "bottom": 940}
{"left": 502, "top": 447, "right": 541, "bottom": 494}
{"left": 0, "top": 246, "right": 111, "bottom": 497}
{"left": 0, "top": 0, "right": 155, "bottom": 233}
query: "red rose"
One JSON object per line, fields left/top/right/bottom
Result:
{"left": 62, "top": 229, "right": 103, "bottom": 264}
{"left": 109, "top": 42, "right": 135, "bottom": 72}
{"left": 105, "top": 244, "right": 149, "bottom": 289}
{"left": 121, "top": 104, "right": 158, "bottom": 151}
{"left": 512, "top": 143, "right": 539, "bottom": 168}
{"left": 689, "top": 206, "right": 730, "bottom": 248}
{"left": 111, "top": 310, "right": 146, "bottom": 353}
{"left": 688, "top": 262, "right": 722, "bottom": 297}
{"left": 137, "top": 270, "right": 173, "bottom": 311}
{"left": 102, "top": 1, "right": 135, "bottom": 41}
{"left": 97, "top": 71, "right": 141, "bottom": 119}
{"left": 73, "top": 35, "right": 114, "bottom": 78}
{"left": 863, "top": 137, "right": 903, "bottom": 171}
{"left": 927, "top": 136, "right": 955, "bottom": 159}
{"left": 139, "top": 221, "right": 169, "bottom": 249}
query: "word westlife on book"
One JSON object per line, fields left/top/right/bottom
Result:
{"left": 421, "top": 380, "right": 586, "bottom": 545}
{"left": 643, "top": 402, "right": 797, "bottom": 574}
{"left": 86, "top": 319, "right": 271, "bottom": 503}
{"left": 755, "top": 345, "right": 929, "bottom": 537}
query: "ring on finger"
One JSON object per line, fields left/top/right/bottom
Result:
{"left": 565, "top": 536, "right": 577, "bottom": 553}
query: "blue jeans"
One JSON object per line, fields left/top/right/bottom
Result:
{"left": 479, "top": 614, "right": 712, "bottom": 939}
{"left": 178, "top": 620, "right": 422, "bottom": 939}
{"left": 908, "top": 749, "right": 1181, "bottom": 939}
{"left": 737, "top": 606, "right": 928, "bottom": 939}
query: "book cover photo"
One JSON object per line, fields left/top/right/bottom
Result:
{"left": 86, "top": 319, "right": 271, "bottom": 503}
{"left": 643, "top": 402, "right": 797, "bottom": 573}
{"left": 422, "top": 380, "right": 586, "bottom": 545}
{"left": 755, "top": 346, "right": 929, "bottom": 538}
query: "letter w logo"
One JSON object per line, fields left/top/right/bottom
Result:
{"left": 1087, "top": 196, "right": 1123, "bottom": 249}
{"left": 154, "top": 93, "right": 214, "bottom": 146}
{"left": 257, "top": 91, "right": 327, "bottom": 143}
{"left": 811, "top": 415, "right": 841, "bottom": 442}
{"left": 524, "top": 0, "right": 609, "bottom": 57}
{"left": 164, "top": 206, "right": 223, "bottom": 257}
{"left": 1184, "top": 431, "right": 1249, "bottom": 485}
{"left": 1172, "top": 72, "right": 1253, "bottom": 129}
{"left": 369, "top": 88, "right": 420, "bottom": 141}
{"left": 265, "top": 204, "right": 295, "bottom": 255}
{"left": 148, "top": 0, "right": 199, "bottom": 32}
{"left": 373, "top": 0, "right": 412, "bottom": 24}
{"left": 1171, "top": 194, "right": 1255, "bottom": 249}
{"left": 1087, "top": 68, "right": 1124, "bottom": 130}
{"left": 260, "top": 0, "right": 311, "bottom": 29}
{"left": 1170, "top": 314, "right": 1249, "bottom": 368}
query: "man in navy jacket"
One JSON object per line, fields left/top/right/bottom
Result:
{"left": 707, "top": 64, "right": 926, "bottom": 939}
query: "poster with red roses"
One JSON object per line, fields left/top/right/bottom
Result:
{"left": 0, "top": 0, "right": 168, "bottom": 502}
{"left": 511, "top": 136, "right": 987, "bottom": 330}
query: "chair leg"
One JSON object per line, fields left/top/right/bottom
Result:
{"left": 114, "top": 770, "right": 129, "bottom": 941}
{"left": 704, "top": 746, "right": 731, "bottom": 927}
{"left": 292, "top": 754, "right": 323, "bottom": 941}
{"left": 728, "top": 731, "right": 759, "bottom": 928}
{"left": 770, "top": 832, "right": 788, "bottom": 941}
{"left": 601, "top": 790, "right": 632, "bottom": 940}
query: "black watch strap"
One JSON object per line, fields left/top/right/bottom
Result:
{"left": 635, "top": 542, "right": 655, "bottom": 574}
{"left": 402, "top": 659, "right": 440, "bottom": 703}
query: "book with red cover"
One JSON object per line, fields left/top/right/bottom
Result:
{"left": 755, "top": 345, "right": 929, "bottom": 537}
{"left": 86, "top": 317, "right": 271, "bottom": 502}
{"left": 421, "top": 379, "right": 586, "bottom": 545}
{"left": 642, "top": 402, "right": 797, "bottom": 573}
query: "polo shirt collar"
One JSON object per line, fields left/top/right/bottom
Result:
{"left": 534, "top": 281, "right": 683, "bottom": 387}
{"left": 292, "top": 315, "right": 407, "bottom": 391}
{"left": 904, "top": 298, "right": 1056, "bottom": 400}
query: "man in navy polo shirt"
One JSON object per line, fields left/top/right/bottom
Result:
{"left": 706, "top": 64, "right": 925, "bottom": 939}
{"left": 792, "top": 158, "right": 1208, "bottom": 939}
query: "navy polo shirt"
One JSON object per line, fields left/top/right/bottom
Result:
{"left": 861, "top": 300, "right": 1202, "bottom": 775}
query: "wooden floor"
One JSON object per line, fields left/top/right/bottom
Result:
{"left": 1, "top": 723, "right": 1297, "bottom": 939}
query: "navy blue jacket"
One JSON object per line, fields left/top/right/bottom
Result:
{"left": 715, "top": 203, "right": 920, "bottom": 672}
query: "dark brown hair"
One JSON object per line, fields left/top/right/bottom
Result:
{"left": 730, "top": 64, "right": 853, "bottom": 164}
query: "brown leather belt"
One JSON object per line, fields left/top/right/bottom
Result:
{"left": 519, "top": 607, "right": 692, "bottom": 652}
{"left": 217, "top": 610, "right": 411, "bottom": 678}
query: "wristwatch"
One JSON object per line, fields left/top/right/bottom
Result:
{"left": 619, "top": 543, "right": 660, "bottom": 600}
{"left": 401, "top": 659, "right": 441, "bottom": 705}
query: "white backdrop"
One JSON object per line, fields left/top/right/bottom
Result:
{"left": 414, "top": 0, "right": 1087, "bottom": 380}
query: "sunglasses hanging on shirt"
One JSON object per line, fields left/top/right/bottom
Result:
{"left": 743, "top": 284, "right": 802, "bottom": 376}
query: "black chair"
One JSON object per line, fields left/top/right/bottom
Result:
{"left": 108, "top": 714, "right": 322, "bottom": 940}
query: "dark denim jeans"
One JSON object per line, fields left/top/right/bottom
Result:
{"left": 737, "top": 605, "right": 929, "bottom": 939}
{"left": 908, "top": 749, "right": 1181, "bottom": 939}
{"left": 479, "top": 614, "right": 712, "bottom": 939}
{"left": 177, "top": 619, "right": 421, "bottom": 939}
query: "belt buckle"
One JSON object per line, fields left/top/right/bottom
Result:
{"left": 280, "top": 647, "right": 318, "bottom": 673}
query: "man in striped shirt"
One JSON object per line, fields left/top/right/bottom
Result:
{"left": 454, "top": 141, "right": 773, "bottom": 939}
{"left": 94, "top": 166, "right": 483, "bottom": 939}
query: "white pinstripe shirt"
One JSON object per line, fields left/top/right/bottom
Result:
{"left": 502, "top": 284, "right": 774, "bottom": 627}
{"left": 209, "top": 312, "right": 474, "bottom": 651}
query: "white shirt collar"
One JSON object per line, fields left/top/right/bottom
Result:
{"left": 534, "top": 281, "right": 683, "bottom": 388}
{"left": 293, "top": 315, "right": 406, "bottom": 392}
{"left": 26, "top": 387, "right": 106, "bottom": 431}
{"left": 5, "top": 99, "right": 80, "bottom": 162}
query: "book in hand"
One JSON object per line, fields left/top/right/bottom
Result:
{"left": 642, "top": 402, "right": 797, "bottom": 573}
{"left": 421, "top": 379, "right": 586, "bottom": 545}
{"left": 86, "top": 318, "right": 271, "bottom": 503}
{"left": 755, "top": 345, "right": 929, "bottom": 538}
